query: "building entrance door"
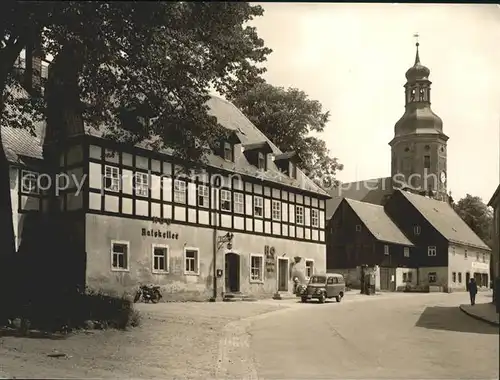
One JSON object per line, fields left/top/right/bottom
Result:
{"left": 225, "top": 253, "right": 240, "bottom": 293}
{"left": 277, "top": 258, "right": 289, "bottom": 292}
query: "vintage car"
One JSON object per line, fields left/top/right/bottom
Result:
{"left": 299, "top": 273, "right": 345, "bottom": 303}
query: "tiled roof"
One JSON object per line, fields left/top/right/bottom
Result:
{"left": 398, "top": 190, "right": 491, "bottom": 251}
{"left": 488, "top": 185, "right": 500, "bottom": 207}
{"left": 325, "top": 177, "right": 393, "bottom": 219}
{"left": 1, "top": 85, "right": 44, "bottom": 164}
{"left": 85, "top": 95, "right": 329, "bottom": 197}
{"left": 345, "top": 198, "right": 414, "bottom": 246}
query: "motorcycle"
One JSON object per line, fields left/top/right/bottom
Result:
{"left": 134, "top": 284, "right": 162, "bottom": 303}
{"left": 293, "top": 277, "right": 307, "bottom": 296}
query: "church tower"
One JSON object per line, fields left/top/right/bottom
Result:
{"left": 389, "top": 41, "right": 449, "bottom": 201}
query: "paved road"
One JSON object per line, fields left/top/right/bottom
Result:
{"left": 242, "top": 292, "right": 498, "bottom": 379}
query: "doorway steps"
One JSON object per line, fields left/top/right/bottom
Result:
{"left": 222, "top": 292, "right": 257, "bottom": 302}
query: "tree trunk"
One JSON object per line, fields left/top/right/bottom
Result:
{"left": 0, "top": 72, "right": 16, "bottom": 256}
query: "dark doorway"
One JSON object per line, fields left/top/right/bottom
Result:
{"left": 277, "top": 258, "right": 289, "bottom": 291}
{"left": 225, "top": 253, "right": 240, "bottom": 293}
{"left": 465, "top": 272, "right": 470, "bottom": 291}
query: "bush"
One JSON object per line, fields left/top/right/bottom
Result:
{"left": 0, "top": 286, "right": 141, "bottom": 332}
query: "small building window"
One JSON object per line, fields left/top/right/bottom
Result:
{"left": 424, "top": 155, "right": 430, "bottom": 169}
{"left": 174, "top": 179, "right": 186, "bottom": 203}
{"left": 254, "top": 196, "right": 263, "bottom": 217}
{"left": 104, "top": 165, "right": 120, "bottom": 192}
{"left": 257, "top": 152, "right": 266, "bottom": 170}
{"left": 21, "top": 170, "right": 39, "bottom": 194}
{"left": 220, "top": 189, "right": 231, "bottom": 211}
{"left": 452, "top": 272, "right": 456, "bottom": 283}
{"left": 152, "top": 244, "right": 169, "bottom": 273}
{"left": 458, "top": 272, "right": 462, "bottom": 283}
{"left": 305, "top": 260, "right": 314, "bottom": 278}
{"left": 184, "top": 248, "right": 199, "bottom": 275}
{"left": 272, "top": 200, "right": 281, "bottom": 221}
{"left": 197, "top": 185, "right": 209, "bottom": 208}
{"left": 134, "top": 172, "right": 149, "bottom": 197}
{"left": 296, "top": 206, "right": 304, "bottom": 225}
{"left": 403, "top": 273, "right": 408, "bottom": 282}
{"left": 234, "top": 192, "right": 244, "bottom": 214}
{"left": 482, "top": 253, "right": 485, "bottom": 262}
{"left": 414, "top": 225, "right": 421, "bottom": 235}
{"left": 355, "top": 224, "right": 362, "bottom": 232}
{"left": 250, "top": 254, "right": 263, "bottom": 282}
{"left": 428, "top": 272, "right": 437, "bottom": 283}
{"left": 476, "top": 252, "right": 479, "bottom": 260}
{"left": 384, "top": 245, "right": 389, "bottom": 255}
{"left": 408, "top": 272, "right": 413, "bottom": 282}
{"left": 428, "top": 246, "right": 437, "bottom": 256}
{"left": 464, "top": 249, "right": 468, "bottom": 258}
{"left": 111, "top": 241, "right": 129, "bottom": 271}
{"left": 223, "top": 142, "right": 233, "bottom": 161}
{"left": 311, "top": 209, "right": 319, "bottom": 227}
{"left": 404, "top": 247, "right": 410, "bottom": 257}
{"left": 289, "top": 162, "right": 297, "bottom": 179}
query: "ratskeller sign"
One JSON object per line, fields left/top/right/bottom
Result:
{"left": 141, "top": 228, "right": 179, "bottom": 240}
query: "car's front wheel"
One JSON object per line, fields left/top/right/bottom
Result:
{"left": 318, "top": 293, "right": 325, "bottom": 303}
{"left": 336, "top": 292, "right": 343, "bottom": 302}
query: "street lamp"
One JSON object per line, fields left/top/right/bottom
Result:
{"left": 210, "top": 232, "right": 234, "bottom": 302}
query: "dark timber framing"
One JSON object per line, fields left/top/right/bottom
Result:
{"left": 18, "top": 135, "right": 328, "bottom": 244}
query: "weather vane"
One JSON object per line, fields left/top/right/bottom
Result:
{"left": 413, "top": 32, "right": 420, "bottom": 45}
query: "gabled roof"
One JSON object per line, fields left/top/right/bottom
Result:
{"left": 326, "top": 177, "right": 393, "bottom": 219}
{"left": 487, "top": 184, "right": 500, "bottom": 207}
{"left": 2, "top": 85, "right": 44, "bottom": 164}
{"left": 344, "top": 198, "right": 413, "bottom": 246}
{"left": 397, "top": 190, "right": 491, "bottom": 251}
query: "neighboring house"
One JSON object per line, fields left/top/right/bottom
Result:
{"left": 327, "top": 190, "right": 491, "bottom": 292}
{"left": 488, "top": 184, "right": 500, "bottom": 296}
{"left": 16, "top": 94, "right": 328, "bottom": 300}
{"left": 327, "top": 198, "right": 414, "bottom": 291}
{"left": 384, "top": 190, "right": 491, "bottom": 290}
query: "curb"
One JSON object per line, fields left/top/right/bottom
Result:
{"left": 459, "top": 305, "right": 499, "bottom": 327}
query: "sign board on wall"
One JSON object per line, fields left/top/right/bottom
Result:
{"left": 264, "top": 245, "right": 275, "bottom": 273}
{"left": 471, "top": 261, "right": 489, "bottom": 271}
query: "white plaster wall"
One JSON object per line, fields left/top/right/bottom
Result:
{"left": 448, "top": 243, "right": 490, "bottom": 291}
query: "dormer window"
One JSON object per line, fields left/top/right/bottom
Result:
{"left": 223, "top": 142, "right": 233, "bottom": 161}
{"left": 289, "top": 162, "right": 297, "bottom": 179}
{"left": 258, "top": 152, "right": 266, "bottom": 170}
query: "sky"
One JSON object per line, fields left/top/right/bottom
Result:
{"left": 242, "top": 3, "right": 500, "bottom": 203}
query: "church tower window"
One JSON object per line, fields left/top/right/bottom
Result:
{"left": 424, "top": 155, "right": 430, "bottom": 169}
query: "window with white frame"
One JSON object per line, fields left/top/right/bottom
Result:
{"left": 184, "top": 248, "right": 199, "bottom": 275}
{"left": 257, "top": 152, "right": 266, "bottom": 170}
{"left": 152, "top": 244, "right": 169, "bottom": 273}
{"left": 296, "top": 205, "right": 304, "bottom": 225}
{"left": 174, "top": 179, "right": 186, "bottom": 203}
{"left": 427, "top": 246, "right": 436, "bottom": 256}
{"left": 272, "top": 200, "right": 281, "bottom": 220}
{"left": 223, "top": 142, "right": 233, "bottom": 161}
{"left": 414, "top": 225, "right": 421, "bottom": 235}
{"left": 404, "top": 247, "right": 410, "bottom": 257}
{"left": 21, "top": 170, "right": 39, "bottom": 194}
{"left": 234, "top": 192, "right": 244, "bottom": 214}
{"left": 305, "top": 260, "right": 314, "bottom": 278}
{"left": 220, "top": 189, "right": 231, "bottom": 211}
{"left": 111, "top": 241, "right": 128, "bottom": 270}
{"left": 198, "top": 185, "right": 209, "bottom": 208}
{"left": 428, "top": 272, "right": 436, "bottom": 283}
{"left": 254, "top": 196, "right": 263, "bottom": 217}
{"left": 311, "top": 209, "right": 319, "bottom": 227}
{"left": 250, "top": 255, "right": 263, "bottom": 281}
{"left": 134, "top": 172, "right": 149, "bottom": 197}
{"left": 104, "top": 165, "right": 120, "bottom": 192}
{"left": 384, "top": 245, "right": 389, "bottom": 255}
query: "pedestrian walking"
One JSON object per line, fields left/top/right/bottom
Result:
{"left": 468, "top": 278, "right": 477, "bottom": 306}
